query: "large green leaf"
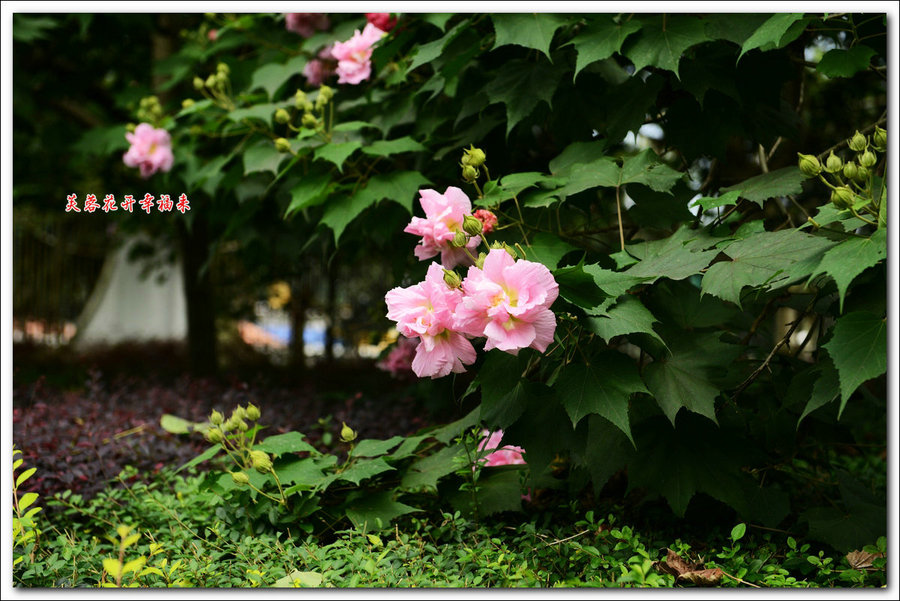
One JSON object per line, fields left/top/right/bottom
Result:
{"left": 248, "top": 55, "right": 306, "bottom": 100}
{"left": 720, "top": 167, "right": 805, "bottom": 207}
{"left": 624, "top": 226, "right": 718, "bottom": 283}
{"left": 738, "top": 13, "right": 805, "bottom": 61}
{"left": 555, "top": 353, "right": 647, "bottom": 443}
{"left": 553, "top": 263, "right": 610, "bottom": 310}
{"left": 449, "top": 469, "right": 524, "bottom": 517}
{"left": 816, "top": 46, "right": 877, "bottom": 78}
{"left": 284, "top": 173, "right": 332, "bottom": 217}
{"left": 256, "top": 432, "right": 317, "bottom": 456}
{"left": 407, "top": 21, "right": 467, "bottom": 72}
{"left": 701, "top": 229, "right": 835, "bottom": 307}
{"left": 343, "top": 491, "right": 421, "bottom": 532}
{"left": 485, "top": 58, "right": 563, "bottom": 136}
{"left": 336, "top": 457, "right": 395, "bottom": 486}
{"left": 350, "top": 436, "right": 405, "bottom": 458}
{"left": 478, "top": 351, "right": 531, "bottom": 428}
{"left": 797, "top": 357, "right": 840, "bottom": 426}
{"left": 313, "top": 141, "right": 361, "bottom": 172}
{"left": 587, "top": 296, "right": 665, "bottom": 348}
{"left": 643, "top": 333, "right": 739, "bottom": 425}
{"left": 582, "top": 264, "right": 650, "bottom": 298}
{"left": 361, "top": 136, "right": 426, "bottom": 157}
{"left": 624, "top": 15, "right": 709, "bottom": 77}
{"left": 401, "top": 444, "right": 467, "bottom": 491}
{"left": 822, "top": 312, "right": 887, "bottom": 409}
{"left": 618, "top": 149, "right": 684, "bottom": 193}
{"left": 243, "top": 143, "right": 285, "bottom": 176}
{"left": 808, "top": 228, "right": 886, "bottom": 312}
{"left": 491, "top": 13, "right": 570, "bottom": 60}
{"left": 525, "top": 232, "right": 577, "bottom": 269}
{"left": 568, "top": 16, "right": 642, "bottom": 79}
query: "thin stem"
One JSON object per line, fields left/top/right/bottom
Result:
{"left": 615, "top": 186, "right": 625, "bottom": 252}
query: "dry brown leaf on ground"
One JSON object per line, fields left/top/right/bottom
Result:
{"left": 845, "top": 550, "right": 885, "bottom": 570}
{"left": 654, "top": 548, "right": 724, "bottom": 586}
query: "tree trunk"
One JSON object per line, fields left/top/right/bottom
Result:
{"left": 178, "top": 217, "right": 218, "bottom": 375}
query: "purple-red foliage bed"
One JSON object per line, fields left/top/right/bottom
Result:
{"left": 13, "top": 342, "right": 434, "bottom": 504}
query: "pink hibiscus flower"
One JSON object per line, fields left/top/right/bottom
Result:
{"left": 330, "top": 23, "right": 385, "bottom": 85}
{"left": 474, "top": 209, "right": 498, "bottom": 233}
{"left": 477, "top": 430, "right": 526, "bottom": 467}
{"left": 377, "top": 336, "right": 417, "bottom": 377}
{"left": 366, "top": 13, "right": 398, "bottom": 31}
{"left": 404, "top": 187, "right": 481, "bottom": 269}
{"left": 456, "top": 249, "right": 559, "bottom": 354}
{"left": 385, "top": 262, "right": 476, "bottom": 379}
{"left": 122, "top": 123, "right": 174, "bottom": 179}
{"left": 303, "top": 47, "right": 336, "bottom": 87}
{"left": 285, "top": 13, "right": 330, "bottom": 38}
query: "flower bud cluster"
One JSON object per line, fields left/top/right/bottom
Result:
{"left": 136, "top": 96, "right": 164, "bottom": 125}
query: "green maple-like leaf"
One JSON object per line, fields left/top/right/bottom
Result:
{"left": 816, "top": 45, "right": 877, "bottom": 78}
{"left": 486, "top": 58, "right": 563, "bottom": 137}
{"left": 400, "top": 444, "right": 466, "bottom": 491}
{"left": 798, "top": 357, "right": 840, "bottom": 425}
{"left": 247, "top": 55, "right": 307, "bottom": 100}
{"left": 568, "top": 16, "right": 642, "bottom": 79}
{"left": 336, "top": 457, "right": 395, "bottom": 486}
{"left": 285, "top": 173, "right": 332, "bottom": 217}
{"left": 720, "top": 167, "right": 806, "bottom": 207}
{"left": 313, "top": 141, "right": 362, "bottom": 172}
{"left": 243, "top": 143, "right": 286, "bottom": 176}
{"left": 624, "top": 14, "right": 709, "bottom": 78}
{"left": 344, "top": 491, "right": 420, "bottom": 532}
{"left": 808, "top": 227, "right": 886, "bottom": 313}
{"left": 555, "top": 353, "right": 647, "bottom": 444}
{"left": 587, "top": 296, "right": 665, "bottom": 348}
{"left": 822, "top": 312, "right": 887, "bottom": 408}
{"left": 361, "top": 136, "right": 426, "bottom": 157}
{"left": 738, "top": 13, "right": 806, "bottom": 61}
{"left": 491, "top": 13, "right": 570, "bottom": 60}
{"left": 624, "top": 226, "right": 718, "bottom": 283}
{"left": 701, "top": 229, "right": 836, "bottom": 307}
{"left": 643, "top": 333, "right": 739, "bottom": 425}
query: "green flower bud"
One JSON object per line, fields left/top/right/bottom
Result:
{"left": 842, "top": 162, "right": 858, "bottom": 181}
{"left": 859, "top": 149, "right": 877, "bottom": 168}
{"left": 275, "top": 137, "right": 292, "bottom": 153}
{"left": 824, "top": 151, "right": 843, "bottom": 174}
{"left": 461, "top": 164, "right": 479, "bottom": 183}
{"left": 250, "top": 450, "right": 273, "bottom": 473}
{"left": 340, "top": 422, "right": 358, "bottom": 443}
{"left": 205, "top": 74, "right": 218, "bottom": 89}
{"left": 301, "top": 113, "right": 318, "bottom": 129}
{"left": 274, "top": 108, "right": 291, "bottom": 124}
{"left": 450, "top": 231, "right": 468, "bottom": 247}
{"left": 237, "top": 419, "right": 249, "bottom": 432}
{"left": 232, "top": 406, "right": 246, "bottom": 420}
{"left": 872, "top": 125, "right": 886, "bottom": 151}
{"left": 294, "top": 89, "right": 307, "bottom": 109}
{"left": 246, "top": 403, "right": 261, "bottom": 421}
{"left": 217, "top": 62, "right": 230, "bottom": 75}
{"left": 830, "top": 186, "right": 855, "bottom": 209}
{"left": 462, "top": 214, "right": 483, "bottom": 236}
{"left": 221, "top": 417, "right": 236, "bottom": 432}
{"left": 231, "top": 471, "right": 250, "bottom": 486}
{"left": 797, "top": 153, "right": 821, "bottom": 177}
{"left": 461, "top": 145, "right": 486, "bottom": 167}
{"left": 503, "top": 243, "right": 518, "bottom": 259}
{"left": 853, "top": 165, "right": 869, "bottom": 184}
{"left": 215, "top": 72, "right": 228, "bottom": 86}
{"left": 182, "top": 98, "right": 195, "bottom": 109}
{"left": 125, "top": 123, "right": 136, "bottom": 133}
{"left": 210, "top": 410, "right": 224, "bottom": 426}
{"left": 205, "top": 428, "right": 224, "bottom": 444}
{"left": 193, "top": 76, "right": 205, "bottom": 90}
{"left": 318, "top": 85, "right": 334, "bottom": 102}
{"left": 443, "top": 269, "right": 462, "bottom": 289}
{"left": 848, "top": 130, "right": 867, "bottom": 152}
{"left": 474, "top": 252, "right": 486, "bottom": 269}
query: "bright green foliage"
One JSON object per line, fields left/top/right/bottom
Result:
{"left": 808, "top": 228, "right": 886, "bottom": 312}
{"left": 822, "top": 312, "right": 887, "bottom": 410}
{"left": 490, "top": 13, "right": 570, "bottom": 60}
{"left": 738, "top": 13, "right": 806, "bottom": 60}
{"left": 816, "top": 46, "right": 877, "bottom": 78}
{"left": 720, "top": 167, "right": 806, "bottom": 207}
{"left": 568, "top": 16, "right": 642, "bottom": 79}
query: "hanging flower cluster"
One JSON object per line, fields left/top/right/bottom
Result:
{"left": 385, "top": 181, "right": 559, "bottom": 379}
{"left": 122, "top": 123, "right": 174, "bottom": 179}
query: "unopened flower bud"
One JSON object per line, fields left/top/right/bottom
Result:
{"left": 872, "top": 125, "right": 886, "bottom": 151}
{"left": 210, "top": 410, "right": 224, "bottom": 425}
{"left": 450, "top": 230, "right": 468, "bottom": 247}
{"left": 318, "top": 85, "right": 334, "bottom": 102}
{"left": 340, "top": 422, "right": 357, "bottom": 443}
{"left": 831, "top": 186, "right": 855, "bottom": 209}
{"left": 246, "top": 403, "right": 260, "bottom": 421}
{"left": 205, "top": 428, "right": 224, "bottom": 444}
{"left": 461, "top": 164, "right": 479, "bottom": 183}
{"left": 797, "top": 153, "right": 821, "bottom": 177}
{"left": 462, "top": 145, "right": 486, "bottom": 167}
{"left": 853, "top": 165, "right": 869, "bottom": 184}
{"left": 503, "top": 243, "right": 518, "bottom": 259}
{"left": 215, "top": 72, "right": 228, "bottom": 86}
{"left": 274, "top": 108, "right": 290, "bottom": 124}
{"left": 475, "top": 252, "right": 486, "bottom": 269}
{"left": 301, "top": 113, "right": 318, "bottom": 129}
{"left": 193, "top": 76, "right": 205, "bottom": 90}
{"left": 237, "top": 419, "right": 249, "bottom": 432}
{"left": 848, "top": 130, "right": 867, "bottom": 152}
{"left": 205, "top": 74, "right": 218, "bottom": 89}
{"left": 250, "top": 450, "right": 273, "bottom": 473}
{"left": 182, "top": 98, "right": 195, "bottom": 109}
{"left": 231, "top": 471, "right": 250, "bottom": 486}
{"left": 275, "top": 137, "right": 292, "bottom": 153}
{"left": 842, "top": 162, "right": 858, "bottom": 181}
{"left": 217, "top": 62, "right": 230, "bottom": 75}
{"left": 824, "top": 151, "right": 843, "bottom": 174}
{"left": 443, "top": 269, "right": 462, "bottom": 288}
{"left": 859, "top": 149, "right": 876, "bottom": 168}
{"left": 462, "top": 214, "right": 483, "bottom": 236}
{"left": 294, "top": 89, "right": 307, "bottom": 109}
{"left": 126, "top": 123, "right": 136, "bottom": 133}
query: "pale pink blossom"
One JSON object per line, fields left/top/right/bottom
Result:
{"left": 122, "top": 123, "right": 174, "bottom": 179}
{"left": 303, "top": 46, "right": 336, "bottom": 86}
{"left": 456, "top": 249, "right": 558, "bottom": 354}
{"left": 285, "top": 13, "right": 330, "bottom": 38}
{"left": 385, "top": 263, "right": 476, "bottom": 379}
{"left": 208, "top": 29, "right": 218, "bottom": 41}
{"left": 377, "top": 336, "right": 417, "bottom": 377}
{"left": 474, "top": 209, "right": 498, "bottom": 233}
{"left": 477, "top": 430, "right": 527, "bottom": 467}
{"left": 366, "top": 13, "right": 397, "bottom": 31}
{"left": 330, "top": 23, "right": 386, "bottom": 85}
{"left": 404, "top": 187, "right": 481, "bottom": 269}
